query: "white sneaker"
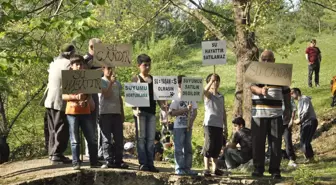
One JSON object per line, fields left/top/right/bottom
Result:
{"left": 288, "top": 160, "right": 297, "bottom": 168}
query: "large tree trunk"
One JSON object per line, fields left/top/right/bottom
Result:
{"left": 0, "top": 94, "right": 8, "bottom": 137}
{"left": 233, "top": 0, "right": 259, "bottom": 128}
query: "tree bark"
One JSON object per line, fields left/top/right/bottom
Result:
{"left": 0, "top": 94, "right": 8, "bottom": 137}
{"left": 233, "top": 0, "right": 259, "bottom": 128}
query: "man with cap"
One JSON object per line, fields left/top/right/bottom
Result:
{"left": 44, "top": 44, "right": 75, "bottom": 164}
{"left": 250, "top": 50, "right": 291, "bottom": 179}
{"left": 223, "top": 117, "right": 252, "bottom": 170}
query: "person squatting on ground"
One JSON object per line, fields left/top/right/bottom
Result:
{"left": 62, "top": 55, "right": 100, "bottom": 170}
{"left": 99, "top": 65, "right": 128, "bottom": 169}
{"left": 169, "top": 75, "right": 198, "bottom": 176}
{"left": 224, "top": 117, "right": 252, "bottom": 170}
{"left": 132, "top": 54, "right": 166, "bottom": 172}
{"left": 202, "top": 73, "right": 228, "bottom": 177}
{"left": 291, "top": 88, "right": 318, "bottom": 163}
{"left": 305, "top": 39, "right": 322, "bottom": 88}
{"left": 44, "top": 44, "right": 75, "bottom": 164}
{"left": 250, "top": 50, "right": 291, "bottom": 179}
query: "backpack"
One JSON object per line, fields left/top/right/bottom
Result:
{"left": 331, "top": 76, "right": 336, "bottom": 107}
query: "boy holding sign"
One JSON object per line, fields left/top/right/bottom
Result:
{"left": 169, "top": 75, "right": 198, "bottom": 176}
{"left": 202, "top": 74, "right": 228, "bottom": 177}
{"left": 132, "top": 54, "right": 166, "bottom": 172}
{"left": 62, "top": 55, "right": 99, "bottom": 170}
{"left": 99, "top": 65, "right": 128, "bottom": 169}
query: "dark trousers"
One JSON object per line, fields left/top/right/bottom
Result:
{"left": 100, "top": 114, "right": 124, "bottom": 164}
{"left": 252, "top": 116, "right": 283, "bottom": 174}
{"left": 283, "top": 125, "right": 296, "bottom": 161}
{"left": 300, "top": 119, "right": 318, "bottom": 159}
{"left": 308, "top": 62, "right": 320, "bottom": 87}
{"left": 44, "top": 110, "right": 49, "bottom": 152}
{"left": 46, "top": 108, "right": 69, "bottom": 157}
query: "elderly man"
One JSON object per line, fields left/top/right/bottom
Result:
{"left": 83, "top": 38, "right": 104, "bottom": 159}
{"left": 250, "top": 50, "right": 291, "bottom": 179}
{"left": 44, "top": 44, "right": 75, "bottom": 164}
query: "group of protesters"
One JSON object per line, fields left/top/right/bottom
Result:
{"left": 41, "top": 38, "right": 319, "bottom": 179}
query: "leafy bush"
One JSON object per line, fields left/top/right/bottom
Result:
{"left": 293, "top": 168, "right": 316, "bottom": 185}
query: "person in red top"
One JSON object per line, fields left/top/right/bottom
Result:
{"left": 305, "top": 39, "right": 322, "bottom": 87}
{"left": 62, "top": 55, "right": 100, "bottom": 170}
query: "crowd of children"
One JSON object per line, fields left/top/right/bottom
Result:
{"left": 43, "top": 39, "right": 321, "bottom": 179}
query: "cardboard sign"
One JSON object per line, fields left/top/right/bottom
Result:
{"left": 202, "top": 40, "right": 226, "bottom": 65}
{"left": 93, "top": 43, "right": 132, "bottom": 67}
{"left": 245, "top": 62, "right": 293, "bottom": 86}
{"left": 181, "top": 77, "right": 203, "bottom": 101}
{"left": 153, "top": 76, "right": 179, "bottom": 100}
{"left": 62, "top": 70, "right": 102, "bottom": 94}
{"left": 124, "top": 83, "right": 150, "bottom": 107}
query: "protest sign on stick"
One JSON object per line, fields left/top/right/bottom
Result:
{"left": 153, "top": 76, "right": 179, "bottom": 100}
{"left": 62, "top": 70, "right": 102, "bottom": 94}
{"left": 245, "top": 62, "right": 293, "bottom": 86}
{"left": 93, "top": 43, "right": 132, "bottom": 67}
{"left": 124, "top": 83, "right": 150, "bottom": 107}
{"left": 181, "top": 77, "right": 203, "bottom": 102}
{"left": 202, "top": 40, "right": 226, "bottom": 73}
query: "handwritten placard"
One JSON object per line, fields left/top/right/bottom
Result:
{"left": 124, "top": 83, "right": 150, "bottom": 107}
{"left": 245, "top": 62, "right": 293, "bottom": 86}
{"left": 181, "top": 77, "right": 203, "bottom": 101}
{"left": 93, "top": 43, "right": 132, "bottom": 67}
{"left": 202, "top": 40, "right": 226, "bottom": 65}
{"left": 62, "top": 70, "right": 102, "bottom": 94}
{"left": 153, "top": 76, "right": 179, "bottom": 100}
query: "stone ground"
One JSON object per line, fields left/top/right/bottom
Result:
{"left": 0, "top": 157, "right": 291, "bottom": 185}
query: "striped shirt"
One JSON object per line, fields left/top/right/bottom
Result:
{"left": 252, "top": 85, "right": 290, "bottom": 118}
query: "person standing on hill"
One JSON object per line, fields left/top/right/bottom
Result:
{"left": 291, "top": 88, "right": 318, "bottom": 163}
{"left": 305, "top": 39, "right": 322, "bottom": 87}
{"left": 250, "top": 50, "right": 291, "bottom": 179}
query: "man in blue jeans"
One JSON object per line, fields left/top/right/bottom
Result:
{"left": 132, "top": 54, "right": 166, "bottom": 172}
{"left": 169, "top": 75, "right": 198, "bottom": 176}
{"left": 291, "top": 88, "right": 318, "bottom": 163}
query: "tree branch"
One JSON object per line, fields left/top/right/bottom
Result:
{"left": 54, "top": 0, "right": 64, "bottom": 16}
{"left": 188, "top": 0, "right": 234, "bottom": 22}
{"left": 132, "top": 2, "right": 171, "bottom": 33}
{"left": 27, "top": 0, "right": 58, "bottom": 15}
{"left": 303, "top": 0, "right": 336, "bottom": 12}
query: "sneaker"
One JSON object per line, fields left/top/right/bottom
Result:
{"left": 175, "top": 169, "right": 187, "bottom": 176}
{"left": 139, "top": 165, "right": 150, "bottom": 171}
{"left": 115, "top": 163, "right": 129, "bottom": 169}
{"left": 50, "top": 155, "right": 72, "bottom": 164}
{"left": 316, "top": 84, "right": 320, "bottom": 87}
{"left": 304, "top": 157, "right": 316, "bottom": 164}
{"left": 101, "top": 162, "right": 116, "bottom": 169}
{"left": 148, "top": 165, "right": 159, "bottom": 173}
{"left": 90, "top": 161, "right": 103, "bottom": 168}
{"left": 214, "top": 169, "right": 224, "bottom": 176}
{"left": 185, "top": 169, "right": 198, "bottom": 176}
{"left": 203, "top": 170, "right": 211, "bottom": 177}
{"left": 73, "top": 163, "right": 81, "bottom": 170}
{"left": 272, "top": 173, "right": 282, "bottom": 179}
{"left": 251, "top": 171, "right": 264, "bottom": 178}
{"left": 60, "top": 155, "right": 72, "bottom": 164}
{"left": 288, "top": 160, "right": 297, "bottom": 168}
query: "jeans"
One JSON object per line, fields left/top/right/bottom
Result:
{"left": 67, "top": 114, "right": 98, "bottom": 165}
{"left": 308, "top": 62, "right": 320, "bottom": 87}
{"left": 300, "top": 119, "right": 318, "bottom": 159}
{"left": 251, "top": 116, "right": 283, "bottom": 175}
{"left": 224, "top": 148, "right": 243, "bottom": 169}
{"left": 133, "top": 112, "right": 156, "bottom": 167}
{"left": 173, "top": 128, "right": 193, "bottom": 172}
{"left": 283, "top": 125, "right": 296, "bottom": 161}
{"left": 100, "top": 114, "right": 124, "bottom": 164}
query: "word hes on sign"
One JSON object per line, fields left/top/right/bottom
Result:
{"left": 181, "top": 77, "right": 203, "bottom": 101}
{"left": 153, "top": 76, "right": 179, "bottom": 100}
{"left": 124, "top": 83, "right": 150, "bottom": 107}
{"left": 202, "top": 41, "right": 226, "bottom": 65}
{"left": 93, "top": 43, "right": 132, "bottom": 67}
{"left": 62, "top": 70, "right": 102, "bottom": 94}
{"left": 245, "top": 62, "right": 293, "bottom": 86}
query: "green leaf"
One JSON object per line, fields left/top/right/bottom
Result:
{"left": 96, "top": 0, "right": 105, "bottom": 5}
{"left": 80, "top": 12, "right": 91, "bottom": 18}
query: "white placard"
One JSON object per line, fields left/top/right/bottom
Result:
{"left": 153, "top": 76, "right": 179, "bottom": 100}
{"left": 93, "top": 43, "right": 132, "bottom": 67}
{"left": 124, "top": 83, "right": 149, "bottom": 107}
{"left": 202, "top": 40, "right": 226, "bottom": 65}
{"left": 181, "top": 77, "right": 203, "bottom": 101}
